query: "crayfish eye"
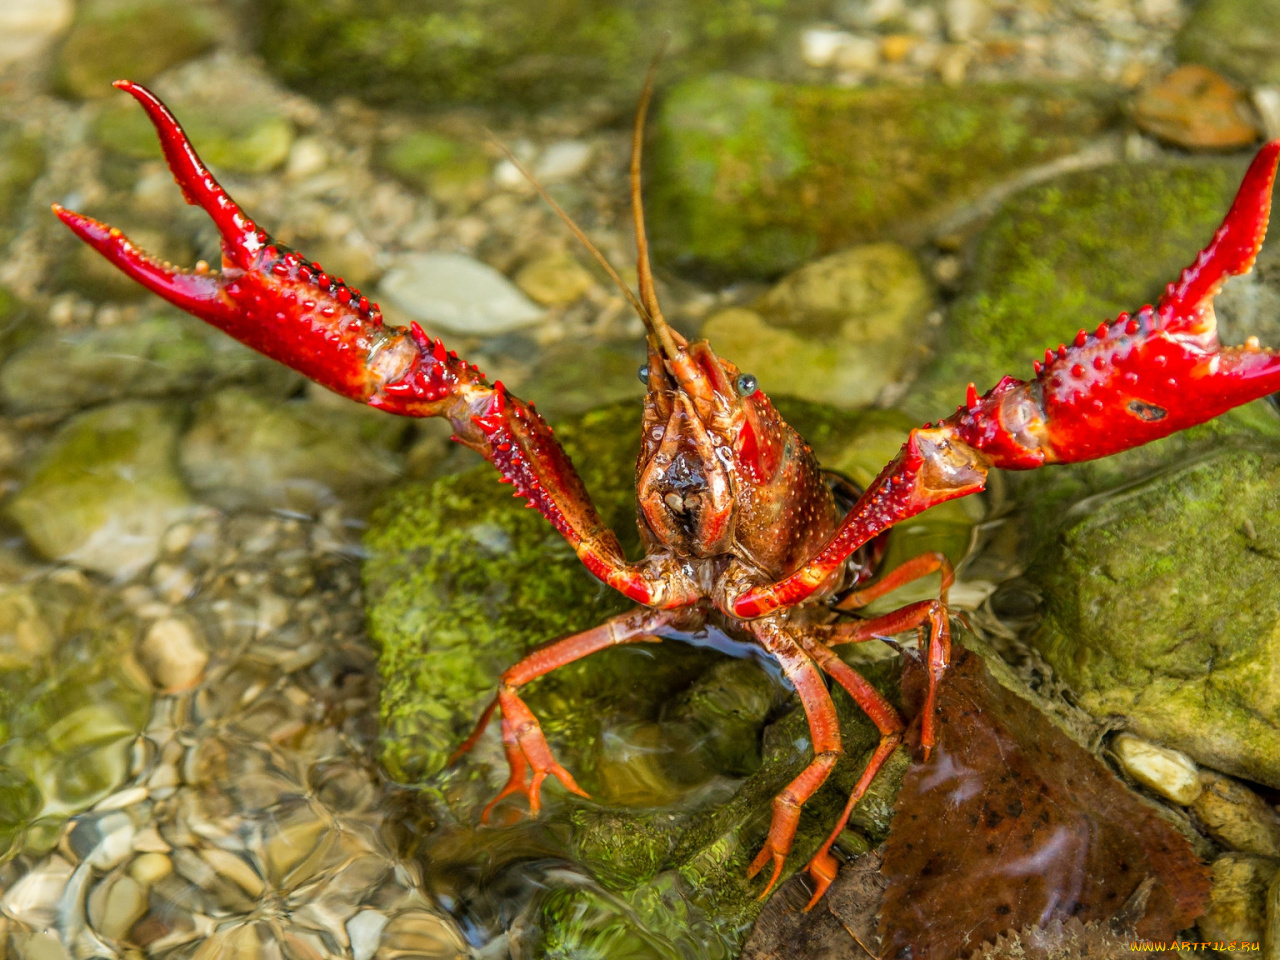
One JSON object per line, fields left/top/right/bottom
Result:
{"left": 638, "top": 363, "right": 650, "bottom": 385}
{"left": 735, "top": 373, "right": 758, "bottom": 397}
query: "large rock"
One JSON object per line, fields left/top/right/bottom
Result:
{"left": 365, "top": 396, "right": 974, "bottom": 954}
{"left": 0, "top": 313, "right": 300, "bottom": 415}
{"left": 648, "top": 76, "right": 1118, "bottom": 278}
{"left": 1176, "top": 0, "right": 1280, "bottom": 88}
{"left": 256, "top": 0, "right": 825, "bottom": 110}
{"left": 702, "top": 243, "right": 934, "bottom": 408}
{"left": 96, "top": 93, "right": 294, "bottom": 175}
{"left": 1027, "top": 447, "right": 1280, "bottom": 788}
{"left": 6, "top": 401, "right": 193, "bottom": 579}
{"left": 905, "top": 159, "right": 1249, "bottom": 424}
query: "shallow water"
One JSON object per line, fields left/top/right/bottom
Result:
{"left": 3, "top": 0, "right": 1280, "bottom": 957}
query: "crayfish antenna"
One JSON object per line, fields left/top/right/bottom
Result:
{"left": 629, "top": 37, "right": 682, "bottom": 361}
{"left": 487, "top": 135, "right": 651, "bottom": 326}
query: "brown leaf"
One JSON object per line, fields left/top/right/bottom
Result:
{"left": 879, "top": 647, "right": 1209, "bottom": 960}
{"left": 743, "top": 849, "right": 887, "bottom": 960}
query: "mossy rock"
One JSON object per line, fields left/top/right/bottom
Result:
{"left": 6, "top": 401, "right": 193, "bottom": 580}
{"left": 648, "top": 76, "right": 1119, "bottom": 279}
{"left": 366, "top": 395, "right": 976, "bottom": 954}
{"left": 905, "top": 159, "right": 1250, "bottom": 422}
{"left": 1175, "top": 0, "right": 1280, "bottom": 87}
{"left": 55, "top": 0, "right": 218, "bottom": 100}
{"left": 256, "top": 0, "right": 824, "bottom": 110}
{"left": 1026, "top": 446, "right": 1280, "bottom": 788}
{"left": 96, "top": 98, "right": 293, "bottom": 174}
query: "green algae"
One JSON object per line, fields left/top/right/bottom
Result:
{"left": 905, "top": 159, "right": 1248, "bottom": 423}
{"left": 256, "top": 0, "right": 817, "bottom": 110}
{"left": 55, "top": 0, "right": 217, "bottom": 99}
{"left": 1028, "top": 447, "right": 1280, "bottom": 788}
{"left": 648, "top": 76, "right": 1119, "bottom": 278}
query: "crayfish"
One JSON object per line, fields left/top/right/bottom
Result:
{"left": 54, "top": 75, "right": 1280, "bottom": 910}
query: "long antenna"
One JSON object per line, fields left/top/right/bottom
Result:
{"left": 630, "top": 39, "right": 680, "bottom": 359}
{"left": 488, "top": 136, "right": 652, "bottom": 327}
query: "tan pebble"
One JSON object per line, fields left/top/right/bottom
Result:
{"left": 88, "top": 874, "right": 147, "bottom": 941}
{"left": 1112, "top": 732, "right": 1202, "bottom": 805}
{"left": 201, "top": 848, "right": 265, "bottom": 897}
{"left": 16, "top": 933, "right": 69, "bottom": 960}
{"left": 160, "top": 523, "right": 195, "bottom": 555}
{"left": 1134, "top": 65, "right": 1262, "bottom": 151}
{"left": 138, "top": 618, "right": 208, "bottom": 692}
{"left": 879, "top": 33, "right": 918, "bottom": 63}
{"left": 514, "top": 252, "right": 594, "bottom": 307}
{"left": 1193, "top": 772, "right": 1280, "bottom": 858}
{"left": 130, "top": 852, "right": 172, "bottom": 884}
{"left": 1199, "top": 853, "right": 1278, "bottom": 951}
{"left": 1, "top": 856, "right": 74, "bottom": 927}
{"left": 377, "top": 910, "right": 469, "bottom": 958}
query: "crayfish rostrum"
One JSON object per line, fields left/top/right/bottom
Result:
{"left": 54, "top": 77, "right": 1280, "bottom": 910}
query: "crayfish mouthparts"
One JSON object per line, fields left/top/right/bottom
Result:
{"left": 50, "top": 74, "right": 1280, "bottom": 913}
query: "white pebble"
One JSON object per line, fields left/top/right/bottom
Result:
{"left": 1112, "top": 732, "right": 1202, "bottom": 805}
{"left": 801, "top": 27, "right": 855, "bottom": 68}
{"left": 534, "top": 140, "right": 592, "bottom": 182}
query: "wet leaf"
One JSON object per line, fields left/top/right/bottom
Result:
{"left": 879, "top": 647, "right": 1209, "bottom": 960}
{"left": 742, "top": 849, "right": 886, "bottom": 960}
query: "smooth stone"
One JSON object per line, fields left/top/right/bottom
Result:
{"left": 800, "top": 27, "right": 857, "bottom": 68}
{"left": 87, "top": 873, "right": 147, "bottom": 941}
{"left": 16, "top": 933, "right": 69, "bottom": 960}
{"left": 0, "top": 0, "right": 72, "bottom": 66}
{"left": 0, "top": 856, "right": 74, "bottom": 927}
{"left": 68, "top": 809, "right": 136, "bottom": 870}
{"left": 129, "top": 851, "right": 172, "bottom": 884}
{"left": 55, "top": 0, "right": 216, "bottom": 99}
{"left": 6, "top": 401, "right": 193, "bottom": 579}
{"left": 1192, "top": 772, "right": 1280, "bottom": 859}
{"left": 1176, "top": 0, "right": 1280, "bottom": 87}
{"left": 378, "top": 253, "right": 543, "bottom": 335}
{"left": 1199, "top": 854, "right": 1279, "bottom": 951}
{"left": 534, "top": 140, "right": 592, "bottom": 182}
{"left": 702, "top": 243, "right": 933, "bottom": 408}
{"left": 514, "top": 251, "right": 595, "bottom": 306}
{"left": 1133, "top": 65, "right": 1262, "bottom": 151}
{"left": 375, "top": 910, "right": 469, "bottom": 959}
{"left": 648, "top": 75, "right": 1118, "bottom": 277}
{"left": 179, "top": 387, "right": 406, "bottom": 513}
{"left": 0, "top": 313, "right": 301, "bottom": 414}
{"left": 1112, "top": 733, "right": 1202, "bottom": 805}
{"left": 137, "top": 618, "right": 208, "bottom": 692}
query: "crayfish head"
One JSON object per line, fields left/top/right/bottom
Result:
{"left": 636, "top": 338, "right": 842, "bottom": 575}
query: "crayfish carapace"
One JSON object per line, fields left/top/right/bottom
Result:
{"left": 54, "top": 75, "right": 1280, "bottom": 909}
